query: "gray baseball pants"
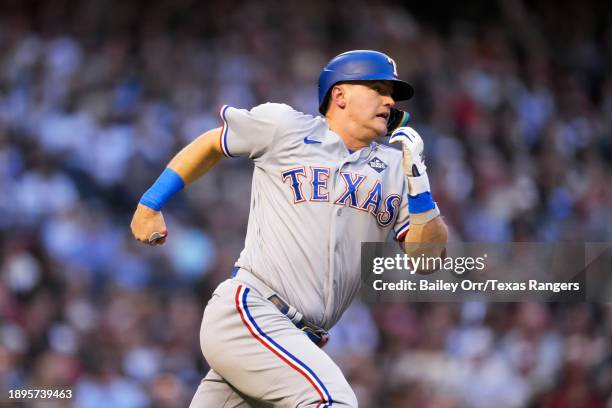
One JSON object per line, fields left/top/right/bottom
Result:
{"left": 189, "top": 272, "right": 358, "bottom": 407}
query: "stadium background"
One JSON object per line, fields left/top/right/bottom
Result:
{"left": 0, "top": 0, "right": 611, "bottom": 406}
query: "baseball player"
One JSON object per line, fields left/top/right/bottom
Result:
{"left": 130, "top": 50, "right": 448, "bottom": 407}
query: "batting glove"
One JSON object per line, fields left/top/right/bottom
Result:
{"left": 390, "top": 126, "right": 439, "bottom": 220}
{"left": 389, "top": 126, "right": 427, "bottom": 179}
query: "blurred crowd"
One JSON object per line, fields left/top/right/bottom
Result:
{"left": 0, "top": 0, "right": 611, "bottom": 406}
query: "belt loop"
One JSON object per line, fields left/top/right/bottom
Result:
{"left": 285, "top": 306, "right": 303, "bottom": 326}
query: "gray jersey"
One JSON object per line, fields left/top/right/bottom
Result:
{"left": 219, "top": 103, "right": 410, "bottom": 330}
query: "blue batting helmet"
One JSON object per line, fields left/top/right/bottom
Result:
{"left": 318, "top": 50, "right": 414, "bottom": 114}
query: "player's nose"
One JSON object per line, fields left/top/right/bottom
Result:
{"left": 382, "top": 94, "right": 395, "bottom": 107}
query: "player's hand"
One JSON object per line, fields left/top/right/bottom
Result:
{"left": 389, "top": 126, "right": 426, "bottom": 177}
{"left": 130, "top": 203, "right": 168, "bottom": 246}
{"left": 386, "top": 108, "right": 410, "bottom": 135}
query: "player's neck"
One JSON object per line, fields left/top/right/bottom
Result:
{"left": 326, "top": 116, "right": 373, "bottom": 152}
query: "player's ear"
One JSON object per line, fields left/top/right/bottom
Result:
{"left": 330, "top": 84, "right": 347, "bottom": 110}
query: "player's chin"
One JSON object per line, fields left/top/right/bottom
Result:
{"left": 372, "top": 120, "right": 388, "bottom": 137}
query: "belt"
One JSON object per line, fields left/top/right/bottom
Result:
{"left": 231, "top": 267, "right": 329, "bottom": 348}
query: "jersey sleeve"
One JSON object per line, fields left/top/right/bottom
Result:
{"left": 218, "top": 104, "right": 280, "bottom": 160}
{"left": 392, "top": 179, "right": 411, "bottom": 241}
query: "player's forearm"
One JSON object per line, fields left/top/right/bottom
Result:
{"left": 389, "top": 126, "right": 448, "bottom": 266}
{"left": 167, "top": 127, "right": 225, "bottom": 185}
{"left": 402, "top": 215, "right": 448, "bottom": 274}
{"left": 138, "top": 127, "right": 224, "bottom": 212}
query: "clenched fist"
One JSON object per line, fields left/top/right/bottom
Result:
{"left": 130, "top": 204, "right": 168, "bottom": 246}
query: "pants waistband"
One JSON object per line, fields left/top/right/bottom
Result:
{"left": 231, "top": 267, "right": 277, "bottom": 299}
{"left": 232, "top": 267, "right": 301, "bottom": 322}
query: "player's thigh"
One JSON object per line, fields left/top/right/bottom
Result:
{"left": 200, "top": 280, "right": 357, "bottom": 407}
{"left": 189, "top": 369, "right": 267, "bottom": 408}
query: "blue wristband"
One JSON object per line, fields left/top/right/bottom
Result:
{"left": 408, "top": 191, "right": 436, "bottom": 214}
{"left": 139, "top": 168, "right": 185, "bottom": 211}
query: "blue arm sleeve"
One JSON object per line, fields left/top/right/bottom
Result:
{"left": 139, "top": 168, "right": 185, "bottom": 211}
{"left": 408, "top": 191, "right": 436, "bottom": 214}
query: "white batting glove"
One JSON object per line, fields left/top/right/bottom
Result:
{"left": 389, "top": 127, "right": 430, "bottom": 195}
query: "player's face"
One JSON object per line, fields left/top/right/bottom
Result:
{"left": 343, "top": 81, "right": 395, "bottom": 139}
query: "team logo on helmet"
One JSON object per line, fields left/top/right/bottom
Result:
{"left": 387, "top": 57, "right": 398, "bottom": 77}
{"left": 368, "top": 157, "right": 388, "bottom": 173}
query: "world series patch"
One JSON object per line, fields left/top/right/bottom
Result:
{"left": 368, "top": 157, "right": 387, "bottom": 173}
